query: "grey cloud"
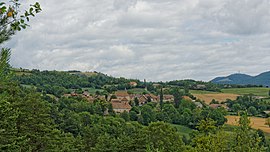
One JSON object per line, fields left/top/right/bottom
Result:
{"left": 5, "top": 0, "right": 270, "bottom": 81}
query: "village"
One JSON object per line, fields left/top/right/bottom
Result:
{"left": 63, "top": 90, "right": 175, "bottom": 113}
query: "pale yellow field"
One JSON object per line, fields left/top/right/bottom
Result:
{"left": 193, "top": 93, "right": 239, "bottom": 104}
{"left": 226, "top": 116, "right": 270, "bottom": 133}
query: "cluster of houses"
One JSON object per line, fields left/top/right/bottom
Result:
{"left": 63, "top": 90, "right": 175, "bottom": 113}
{"left": 64, "top": 89, "right": 234, "bottom": 113}
{"left": 111, "top": 91, "right": 175, "bottom": 113}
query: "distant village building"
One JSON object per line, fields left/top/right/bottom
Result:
{"left": 182, "top": 96, "right": 203, "bottom": 108}
{"left": 194, "top": 102, "right": 203, "bottom": 108}
{"left": 182, "top": 96, "right": 193, "bottom": 101}
{"left": 163, "top": 95, "right": 174, "bottom": 102}
{"left": 111, "top": 100, "right": 131, "bottom": 113}
{"left": 115, "top": 91, "right": 131, "bottom": 101}
{"left": 129, "top": 81, "right": 138, "bottom": 87}
{"left": 195, "top": 85, "right": 206, "bottom": 90}
{"left": 209, "top": 104, "right": 228, "bottom": 110}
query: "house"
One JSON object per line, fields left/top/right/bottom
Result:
{"left": 115, "top": 91, "right": 131, "bottom": 101}
{"left": 138, "top": 95, "right": 148, "bottom": 105}
{"left": 144, "top": 94, "right": 159, "bottom": 102}
{"left": 195, "top": 85, "right": 206, "bottom": 90}
{"left": 129, "top": 81, "right": 138, "bottom": 87}
{"left": 63, "top": 94, "right": 71, "bottom": 97}
{"left": 209, "top": 104, "right": 228, "bottom": 110}
{"left": 82, "top": 91, "right": 90, "bottom": 97}
{"left": 153, "top": 83, "right": 161, "bottom": 88}
{"left": 163, "top": 95, "right": 174, "bottom": 102}
{"left": 121, "top": 97, "right": 129, "bottom": 102}
{"left": 111, "top": 100, "right": 132, "bottom": 113}
{"left": 194, "top": 102, "right": 203, "bottom": 108}
{"left": 71, "top": 92, "right": 78, "bottom": 96}
{"left": 182, "top": 96, "right": 193, "bottom": 101}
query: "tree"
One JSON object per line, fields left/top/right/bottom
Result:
{"left": 162, "top": 104, "right": 179, "bottom": 124}
{"left": 231, "top": 113, "right": 266, "bottom": 151}
{"left": 160, "top": 87, "right": 164, "bottom": 109}
{"left": 247, "top": 106, "right": 257, "bottom": 116}
{"left": 147, "top": 96, "right": 152, "bottom": 103}
{"left": 145, "top": 122, "right": 186, "bottom": 152}
{"left": 120, "top": 111, "right": 130, "bottom": 121}
{"left": 140, "top": 105, "right": 156, "bottom": 125}
{"left": 134, "top": 97, "right": 139, "bottom": 106}
{"left": 129, "top": 111, "right": 138, "bottom": 121}
{"left": 265, "top": 117, "right": 270, "bottom": 127}
{"left": 232, "top": 103, "right": 242, "bottom": 112}
{"left": 191, "top": 118, "right": 230, "bottom": 151}
{"left": 0, "top": 1, "right": 41, "bottom": 78}
{"left": 0, "top": 94, "right": 27, "bottom": 151}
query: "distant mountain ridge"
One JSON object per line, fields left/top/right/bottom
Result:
{"left": 211, "top": 71, "right": 270, "bottom": 86}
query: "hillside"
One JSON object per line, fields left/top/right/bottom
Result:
{"left": 211, "top": 71, "right": 270, "bottom": 86}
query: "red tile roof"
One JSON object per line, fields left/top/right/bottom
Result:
{"left": 115, "top": 91, "right": 129, "bottom": 97}
{"left": 111, "top": 101, "right": 131, "bottom": 110}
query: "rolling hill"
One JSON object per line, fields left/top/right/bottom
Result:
{"left": 211, "top": 71, "right": 270, "bottom": 86}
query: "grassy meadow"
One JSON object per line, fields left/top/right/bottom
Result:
{"left": 221, "top": 87, "right": 270, "bottom": 97}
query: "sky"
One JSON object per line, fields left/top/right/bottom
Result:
{"left": 4, "top": 0, "right": 270, "bottom": 81}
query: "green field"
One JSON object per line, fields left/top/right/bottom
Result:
{"left": 171, "top": 124, "right": 193, "bottom": 138}
{"left": 190, "top": 90, "right": 220, "bottom": 94}
{"left": 127, "top": 88, "right": 149, "bottom": 94}
{"left": 221, "top": 87, "right": 270, "bottom": 97}
{"left": 82, "top": 88, "right": 104, "bottom": 94}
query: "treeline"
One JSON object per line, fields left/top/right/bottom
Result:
{"left": 127, "top": 100, "right": 227, "bottom": 128}
{"left": 225, "top": 95, "right": 270, "bottom": 117}
{"left": 1, "top": 80, "right": 269, "bottom": 151}
{"left": 13, "top": 70, "right": 144, "bottom": 96}
{"left": 159, "top": 79, "right": 222, "bottom": 92}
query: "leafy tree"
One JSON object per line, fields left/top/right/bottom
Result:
{"left": 0, "top": 94, "right": 26, "bottom": 151}
{"left": 160, "top": 87, "right": 164, "bottom": 109}
{"left": 231, "top": 113, "right": 266, "bottom": 151}
{"left": 248, "top": 106, "right": 258, "bottom": 116}
{"left": 134, "top": 97, "right": 139, "bottom": 106}
{"left": 129, "top": 111, "right": 138, "bottom": 121}
{"left": 232, "top": 103, "right": 242, "bottom": 112}
{"left": 120, "top": 111, "right": 130, "bottom": 121}
{"left": 140, "top": 105, "right": 156, "bottom": 125}
{"left": 145, "top": 122, "right": 186, "bottom": 152}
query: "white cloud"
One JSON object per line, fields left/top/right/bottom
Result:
{"left": 5, "top": 0, "right": 270, "bottom": 81}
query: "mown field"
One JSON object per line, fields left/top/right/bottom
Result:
{"left": 191, "top": 92, "right": 239, "bottom": 104}
{"left": 190, "top": 90, "right": 220, "bottom": 94}
{"left": 226, "top": 116, "right": 270, "bottom": 134}
{"left": 221, "top": 87, "right": 270, "bottom": 97}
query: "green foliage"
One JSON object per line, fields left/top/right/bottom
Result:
{"left": 145, "top": 122, "right": 186, "bottom": 152}
{"left": 140, "top": 105, "right": 156, "bottom": 125}
{"left": 222, "top": 87, "right": 270, "bottom": 97}
{"left": 230, "top": 113, "right": 266, "bottom": 152}
{"left": 226, "top": 95, "right": 270, "bottom": 116}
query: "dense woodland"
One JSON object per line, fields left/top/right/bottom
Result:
{"left": 1, "top": 1, "right": 270, "bottom": 152}
{"left": 1, "top": 80, "right": 270, "bottom": 151}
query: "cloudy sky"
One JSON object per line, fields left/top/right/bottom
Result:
{"left": 4, "top": 0, "right": 270, "bottom": 81}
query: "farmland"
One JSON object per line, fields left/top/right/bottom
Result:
{"left": 226, "top": 115, "right": 270, "bottom": 133}
{"left": 190, "top": 90, "right": 220, "bottom": 94}
{"left": 221, "top": 87, "right": 270, "bottom": 97}
{"left": 192, "top": 93, "right": 239, "bottom": 104}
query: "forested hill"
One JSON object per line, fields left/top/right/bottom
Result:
{"left": 13, "top": 69, "right": 223, "bottom": 97}
{"left": 211, "top": 71, "right": 270, "bottom": 86}
{"left": 12, "top": 69, "right": 143, "bottom": 96}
